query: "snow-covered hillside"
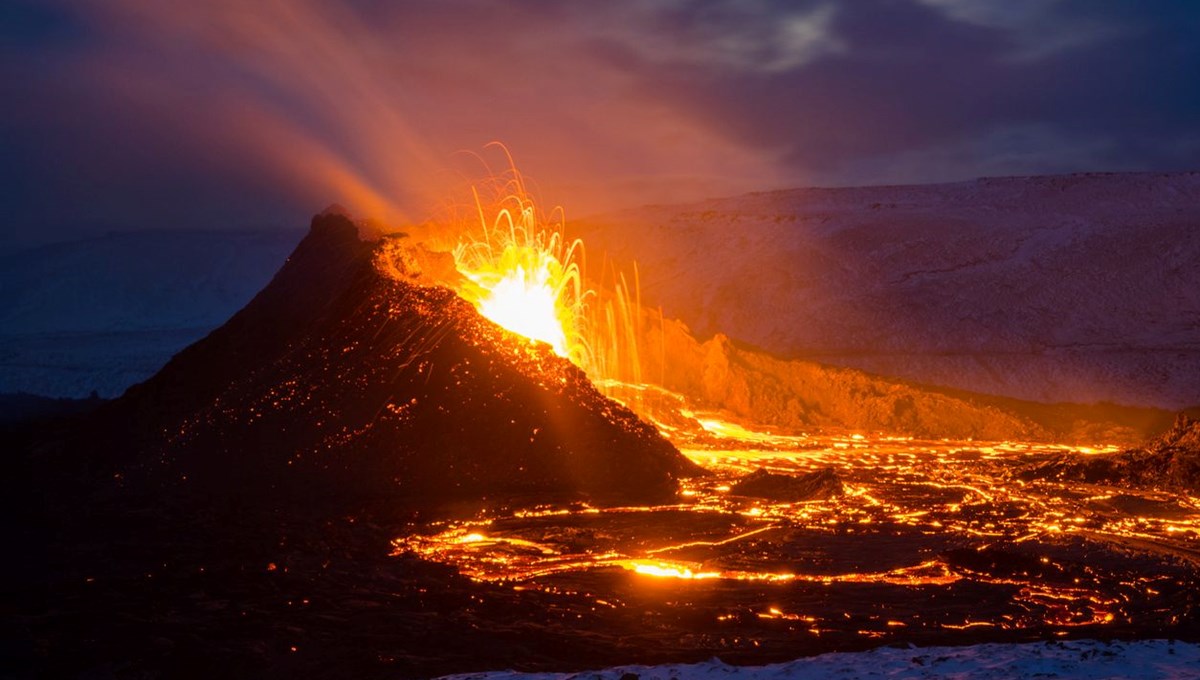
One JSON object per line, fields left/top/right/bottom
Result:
{"left": 439, "top": 639, "right": 1200, "bottom": 680}
{"left": 5, "top": 172, "right": 1199, "bottom": 407}
{"left": 0, "top": 229, "right": 302, "bottom": 397}
{"left": 575, "top": 172, "right": 1200, "bottom": 409}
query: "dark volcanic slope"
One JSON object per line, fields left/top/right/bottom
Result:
{"left": 87, "top": 211, "right": 698, "bottom": 508}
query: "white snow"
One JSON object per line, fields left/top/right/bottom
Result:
{"left": 438, "top": 639, "right": 1200, "bottom": 679}
{"left": 575, "top": 172, "right": 1200, "bottom": 408}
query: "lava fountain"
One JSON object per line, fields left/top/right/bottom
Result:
{"left": 451, "top": 175, "right": 590, "bottom": 367}
{"left": 401, "top": 155, "right": 1200, "bottom": 656}
{"left": 446, "top": 157, "right": 649, "bottom": 397}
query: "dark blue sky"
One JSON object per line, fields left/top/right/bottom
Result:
{"left": 2, "top": 0, "right": 1198, "bottom": 246}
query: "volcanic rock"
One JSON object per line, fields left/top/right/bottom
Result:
{"left": 1016, "top": 414, "right": 1200, "bottom": 493}
{"left": 730, "top": 467, "right": 843, "bottom": 502}
{"left": 85, "top": 211, "right": 701, "bottom": 510}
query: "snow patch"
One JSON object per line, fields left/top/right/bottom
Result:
{"left": 439, "top": 639, "right": 1200, "bottom": 679}
{"left": 576, "top": 172, "right": 1200, "bottom": 408}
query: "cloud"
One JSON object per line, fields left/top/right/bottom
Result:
{"left": 2, "top": 0, "right": 1199, "bottom": 244}
{"left": 572, "top": 1, "right": 844, "bottom": 73}
{"left": 606, "top": 0, "right": 1200, "bottom": 187}
{"left": 915, "top": 0, "right": 1134, "bottom": 60}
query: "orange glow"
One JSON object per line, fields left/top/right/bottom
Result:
{"left": 457, "top": 236, "right": 579, "bottom": 359}
{"left": 627, "top": 561, "right": 721, "bottom": 580}
{"left": 445, "top": 151, "right": 650, "bottom": 393}
{"left": 393, "top": 433, "right": 1190, "bottom": 635}
{"left": 451, "top": 160, "right": 589, "bottom": 365}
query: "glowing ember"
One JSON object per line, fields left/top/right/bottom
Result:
{"left": 393, "top": 429, "right": 1197, "bottom": 638}
{"left": 626, "top": 560, "right": 721, "bottom": 580}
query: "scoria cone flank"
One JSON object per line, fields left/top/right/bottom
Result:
{"left": 81, "top": 210, "right": 700, "bottom": 510}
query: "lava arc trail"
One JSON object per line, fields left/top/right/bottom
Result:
{"left": 444, "top": 160, "right": 651, "bottom": 403}
{"left": 451, "top": 177, "right": 587, "bottom": 365}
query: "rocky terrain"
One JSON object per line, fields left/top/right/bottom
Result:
{"left": 6, "top": 173, "right": 1198, "bottom": 416}
{"left": 1018, "top": 415, "right": 1200, "bottom": 494}
{"left": 611, "top": 314, "right": 1183, "bottom": 445}
{"left": 729, "top": 467, "right": 843, "bottom": 502}
{"left": 5, "top": 206, "right": 1198, "bottom": 679}
{"left": 2, "top": 210, "right": 706, "bottom": 678}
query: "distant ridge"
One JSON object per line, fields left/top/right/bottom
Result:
{"left": 576, "top": 171, "right": 1200, "bottom": 409}
{"left": 0, "top": 228, "right": 303, "bottom": 397}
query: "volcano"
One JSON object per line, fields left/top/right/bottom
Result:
{"left": 81, "top": 208, "right": 700, "bottom": 510}
{"left": 9, "top": 207, "right": 1200, "bottom": 680}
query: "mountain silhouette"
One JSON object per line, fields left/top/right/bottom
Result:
{"left": 84, "top": 210, "right": 700, "bottom": 510}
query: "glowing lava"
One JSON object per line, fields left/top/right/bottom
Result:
{"left": 451, "top": 174, "right": 588, "bottom": 365}
{"left": 460, "top": 242, "right": 576, "bottom": 358}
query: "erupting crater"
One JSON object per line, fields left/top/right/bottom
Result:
{"left": 90, "top": 205, "right": 700, "bottom": 510}
{"left": 450, "top": 184, "right": 585, "bottom": 364}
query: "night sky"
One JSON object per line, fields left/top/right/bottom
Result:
{"left": 2, "top": 0, "right": 1198, "bottom": 247}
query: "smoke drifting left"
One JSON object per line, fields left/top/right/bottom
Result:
{"left": 40, "top": 0, "right": 780, "bottom": 232}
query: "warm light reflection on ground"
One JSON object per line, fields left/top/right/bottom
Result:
{"left": 395, "top": 426, "right": 1198, "bottom": 638}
